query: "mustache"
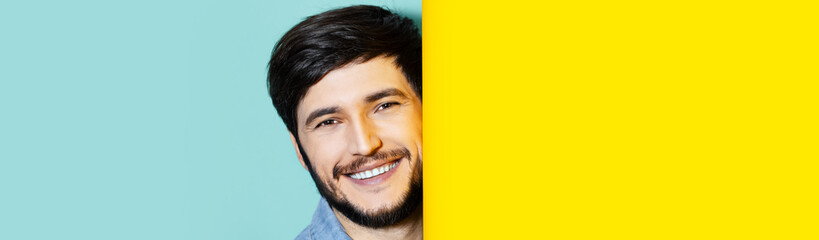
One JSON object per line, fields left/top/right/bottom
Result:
{"left": 333, "top": 147, "right": 411, "bottom": 179}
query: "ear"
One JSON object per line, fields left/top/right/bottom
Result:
{"left": 289, "top": 132, "right": 309, "bottom": 172}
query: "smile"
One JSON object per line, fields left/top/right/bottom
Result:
{"left": 348, "top": 161, "right": 399, "bottom": 180}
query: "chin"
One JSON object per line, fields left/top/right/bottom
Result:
{"left": 324, "top": 171, "right": 422, "bottom": 228}
{"left": 331, "top": 184, "right": 421, "bottom": 228}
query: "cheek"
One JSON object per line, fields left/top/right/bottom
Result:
{"left": 304, "top": 137, "right": 346, "bottom": 175}
{"left": 377, "top": 114, "right": 423, "bottom": 144}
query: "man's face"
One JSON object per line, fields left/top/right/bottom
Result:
{"left": 293, "top": 56, "right": 422, "bottom": 227}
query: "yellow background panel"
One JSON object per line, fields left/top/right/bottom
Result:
{"left": 424, "top": 1, "right": 817, "bottom": 239}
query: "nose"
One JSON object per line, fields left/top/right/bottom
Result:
{"left": 347, "top": 116, "right": 382, "bottom": 156}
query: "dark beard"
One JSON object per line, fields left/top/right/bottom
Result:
{"left": 297, "top": 143, "right": 423, "bottom": 228}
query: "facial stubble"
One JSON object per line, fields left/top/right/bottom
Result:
{"left": 296, "top": 143, "right": 422, "bottom": 228}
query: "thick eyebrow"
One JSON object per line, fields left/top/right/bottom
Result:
{"left": 303, "top": 88, "right": 407, "bottom": 127}
{"left": 365, "top": 88, "right": 408, "bottom": 103}
{"left": 304, "top": 106, "right": 340, "bottom": 127}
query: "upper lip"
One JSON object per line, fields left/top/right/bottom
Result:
{"left": 343, "top": 157, "right": 402, "bottom": 175}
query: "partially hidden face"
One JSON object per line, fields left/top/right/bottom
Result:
{"left": 292, "top": 55, "right": 422, "bottom": 227}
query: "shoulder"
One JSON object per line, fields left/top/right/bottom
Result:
{"left": 294, "top": 225, "right": 311, "bottom": 240}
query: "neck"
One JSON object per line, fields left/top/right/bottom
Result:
{"left": 332, "top": 204, "right": 423, "bottom": 240}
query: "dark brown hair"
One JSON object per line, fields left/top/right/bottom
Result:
{"left": 267, "top": 5, "right": 421, "bottom": 140}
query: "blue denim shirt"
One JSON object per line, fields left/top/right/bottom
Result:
{"left": 295, "top": 198, "right": 352, "bottom": 240}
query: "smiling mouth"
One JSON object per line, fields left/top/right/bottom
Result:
{"left": 347, "top": 161, "right": 399, "bottom": 180}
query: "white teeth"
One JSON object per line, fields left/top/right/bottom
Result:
{"left": 348, "top": 161, "right": 399, "bottom": 180}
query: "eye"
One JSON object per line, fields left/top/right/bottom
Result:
{"left": 376, "top": 102, "right": 399, "bottom": 112}
{"left": 315, "top": 119, "right": 339, "bottom": 128}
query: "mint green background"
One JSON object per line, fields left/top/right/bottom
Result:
{"left": 0, "top": 1, "right": 419, "bottom": 239}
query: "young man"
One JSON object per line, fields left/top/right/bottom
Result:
{"left": 267, "top": 5, "right": 422, "bottom": 240}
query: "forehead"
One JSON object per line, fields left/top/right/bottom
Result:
{"left": 297, "top": 56, "right": 413, "bottom": 117}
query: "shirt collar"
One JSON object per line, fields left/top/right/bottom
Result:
{"left": 305, "top": 197, "right": 352, "bottom": 240}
